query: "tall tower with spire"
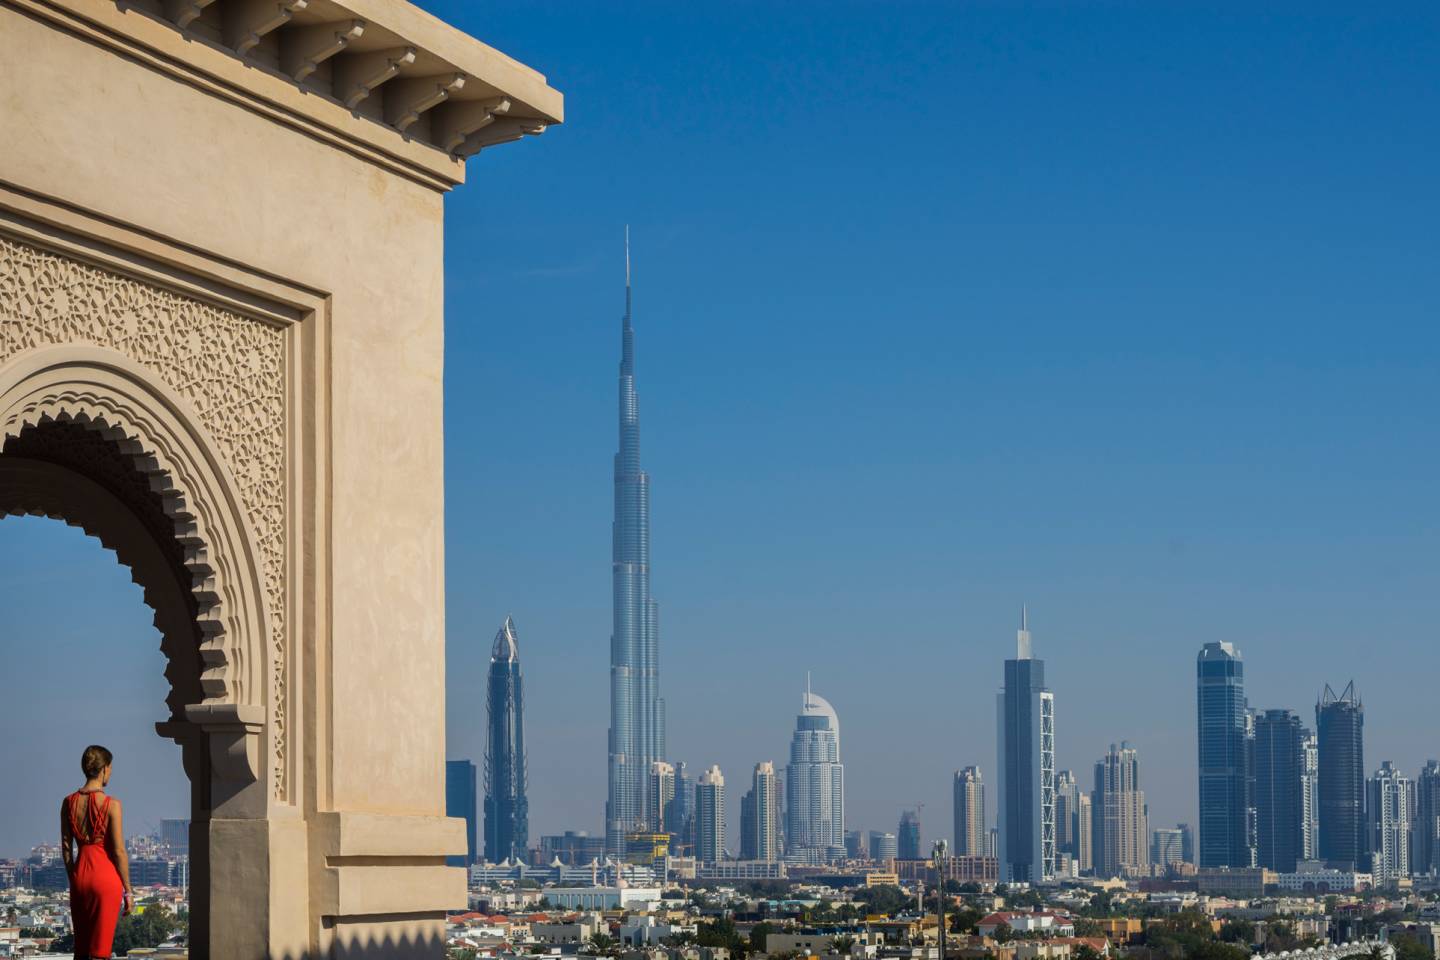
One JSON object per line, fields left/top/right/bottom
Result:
{"left": 607, "top": 228, "right": 665, "bottom": 854}
{"left": 997, "top": 608, "right": 1056, "bottom": 883}
{"left": 484, "top": 616, "right": 528, "bottom": 863}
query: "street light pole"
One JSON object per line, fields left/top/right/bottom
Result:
{"left": 932, "top": 839, "right": 948, "bottom": 960}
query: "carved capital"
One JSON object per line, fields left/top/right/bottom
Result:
{"left": 186, "top": 702, "right": 266, "bottom": 784}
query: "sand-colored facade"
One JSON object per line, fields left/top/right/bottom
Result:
{"left": 0, "top": 0, "right": 561, "bottom": 954}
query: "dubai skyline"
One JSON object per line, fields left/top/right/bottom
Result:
{"left": 1, "top": 1, "right": 1436, "bottom": 862}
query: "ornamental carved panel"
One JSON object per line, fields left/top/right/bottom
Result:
{"left": 0, "top": 234, "right": 290, "bottom": 799}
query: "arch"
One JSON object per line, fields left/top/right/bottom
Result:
{"left": 0, "top": 345, "right": 271, "bottom": 796}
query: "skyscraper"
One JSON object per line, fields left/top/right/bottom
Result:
{"left": 997, "top": 609, "right": 1055, "bottom": 883}
{"left": 1151, "top": 828, "right": 1184, "bottom": 870}
{"left": 1075, "top": 793, "right": 1093, "bottom": 873}
{"left": 1414, "top": 761, "right": 1440, "bottom": 877}
{"left": 669, "top": 761, "right": 696, "bottom": 855}
{"left": 869, "top": 831, "right": 898, "bottom": 862}
{"left": 650, "top": 761, "right": 676, "bottom": 832}
{"left": 1055, "top": 770, "right": 1078, "bottom": 860}
{"left": 954, "top": 767, "right": 985, "bottom": 857}
{"left": 786, "top": 681, "right": 845, "bottom": 862}
{"left": 1196, "top": 642, "right": 1254, "bottom": 868}
{"left": 898, "top": 809, "right": 922, "bottom": 860}
{"left": 1368, "top": 761, "right": 1411, "bottom": 884}
{"left": 844, "top": 830, "right": 866, "bottom": 859}
{"left": 1253, "top": 708, "right": 1303, "bottom": 873}
{"left": 484, "top": 618, "right": 529, "bottom": 863}
{"left": 1300, "top": 729, "right": 1320, "bottom": 862}
{"left": 1093, "top": 742, "right": 1147, "bottom": 879}
{"left": 1317, "top": 682, "right": 1365, "bottom": 869}
{"left": 446, "top": 759, "right": 478, "bottom": 867}
{"left": 740, "top": 762, "right": 782, "bottom": 862}
{"left": 607, "top": 229, "right": 665, "bottom": 854}
{"left": 697, "top": 765, "right": 726, "bottom": 863}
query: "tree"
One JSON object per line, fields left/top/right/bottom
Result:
{"left": 112, "top": 905, "right": 179, "bottom": 954}
{"left": 948, "top": 905, "right": 982, "bottom": 935}
{"left": 854, "top": 884, "right": 909, "bottom": 917}
{"left": 1390, "top": 934, "right": 1432, "bottom": 960}
{"left": 992, "top": 921, "right": 1014, "bottom": 944}
{"left": 831, "top": 935, "right": 857, "bottom": 956}
{"left": 748, "top": 920, "right": 774, "bottom": 952}
{"left": 586, "top": 933, "right": 620, "bottom": 957}
{"left": 697, "top": 916, "right": 747, "bottom": 956}
{"left": 1074, "top": 946, "right": 1103, "bottom": 960}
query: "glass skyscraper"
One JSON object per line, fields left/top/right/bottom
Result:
{"left": 484, "top": 617, "right": 528, "bottom": 863}
{"left": 786, "top": 683, "right": 846, "bottom": 862}
{"left": 445, "top": 759, "right": 478, "bottom": 867}
{"left": 997, "top": 610, "right": 1055, "bottom": 883}
{"left": 1196, "top": 642, "right": 1254, "bottom": 868}
{"left": 1253, "top": 708, "right": 1302, "bottom": 873}
{"left": 1317, "top": 682, "right": 1365, "bottom": 869}
{"left": 606, "top": 231, "right": 666, "bottom": 853}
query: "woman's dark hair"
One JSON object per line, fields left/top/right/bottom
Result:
{"left": 81, "top": 745, "right": 113, "bottom": 779}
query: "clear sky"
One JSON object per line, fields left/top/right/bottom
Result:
{"left": 2, "top": 1, "right": 1438, "bottom": 858}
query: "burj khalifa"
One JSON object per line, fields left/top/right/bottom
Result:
{"left": 606, "top": 228, "right": 665, "bottom": 854}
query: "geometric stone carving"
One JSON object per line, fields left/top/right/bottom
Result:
{"left": 0, "top": 234, "right": 289, "bottom": 798}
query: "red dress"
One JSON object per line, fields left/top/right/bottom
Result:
{"left": 67, "top": 791, "right": 123, "bottom": 958}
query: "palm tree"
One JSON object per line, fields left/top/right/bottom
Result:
{"left": 831, "top": 936, "right": 857, "bottom": 956}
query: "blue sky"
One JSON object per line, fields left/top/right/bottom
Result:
{"left": 3, "top": 1, "right": 1438, "bottom": 857}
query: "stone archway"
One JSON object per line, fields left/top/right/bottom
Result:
{"left": 2, "top": 0, "right": 563, "bottom": 950}
{"left": 0, "top": 344, "right": 274, "bottom": 955}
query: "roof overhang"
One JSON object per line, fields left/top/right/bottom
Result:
{"left": 15, "top": 0, "right": 564, "bottom": 190}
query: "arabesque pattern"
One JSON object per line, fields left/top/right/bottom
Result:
{"left": 0, "top": 234, "right": 290, "bottom": 798}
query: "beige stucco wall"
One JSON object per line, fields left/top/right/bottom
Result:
{"left": 1, "top": 0, "right": 559, "bottom": 951}
{"left": 3, "top": 0, "right": 447, "bottom": 812}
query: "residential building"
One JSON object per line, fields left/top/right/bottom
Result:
{"left": 1416, "top": 761, "right": 1440, "bottom": 877}
{"left": 1093, "top": 742, "right": 1147, "bottom": 878}
{"left": 446, "top": 759, "right": 478, "bottom": 866}
{"left": 1300, "top": 729, "right": 1320, "bottom": 861}
{"left": 954, "top": 766, "right": 985, "bottom": 857}
{"left": 1178, "top": 822, "right": 1195, "bottom": 865}
{"left": 1152, "top": 828, "right": 1185, "bottom": 870}
{"left": 1317, "top": 682, "right": 1365, "bottom": 869}
{"left": 650, "top": 761, "right": 676, "bottom": 832}
{"left": 898, "top": 809, "right": 922, "bottom": 861}
{"left": 484, "top": 616, "right": 529, "bottom": 863}
{"left": 786, "top": 680, "right": 846, "bottom": 861}
{"left": 159, "top": 819, "right": 189, "bottom": 855}
{"left": 997, "top": 608, "right": 1055, "bottom": 882}
{"left": 1253, "top": 708, "right": 1303, "bottom": 873}
{"left": 607, "top": 235, "right": 666, "bottom": 853}
{"left": 697, "top": 765, "right": 725, "bottom": 863}
{"left": 1196, "top": 641, "right": 1254, "bottom": 868}
{"left": 1368, "top": 761, "right": 1412, "bottom": 884}
{"left": 869, "top": 831, "right": 898, "bottom": 862}
{"left": 740, "top": 762, "right": 781, "bottom": 862}
{"left": 1055, "top": 770, "right": 1078, "bottom": 859}
{"left": 538, "top": 830, "right": 606, "bottom": 865}
{"left": 669, "top": 761, "right": 695, "bottom": 854}
{"left": 1075, "top": 793, "right": 1093, "bottom": 873}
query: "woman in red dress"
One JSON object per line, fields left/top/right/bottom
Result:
{"left": 61, "top": 745, "right": 134, "bottom": 959}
